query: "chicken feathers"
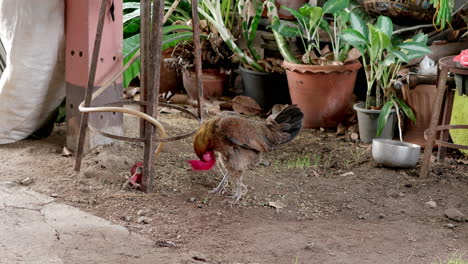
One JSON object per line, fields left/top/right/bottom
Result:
{"left": 188, "top": 105, "right": 304, "bottom": 201}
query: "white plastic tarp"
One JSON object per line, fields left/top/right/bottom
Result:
{"left": 0, "top": 0, "right": 65, "bottom": 143}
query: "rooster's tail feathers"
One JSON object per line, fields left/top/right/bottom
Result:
{"left": 274, "top": 105, "right": 304, "bottom": 143}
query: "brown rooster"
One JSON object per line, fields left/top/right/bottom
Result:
{"left": 188, "top": 105, "right": 304, "bottom": 201}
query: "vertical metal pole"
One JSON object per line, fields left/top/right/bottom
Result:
{"left": 142, "top": 0, "right": 164, "bottom": 192}
{"left": 74, "top": 0, "right": 108, "bottom": 171}
{"left": 139, "top": 0, "right": 150, "bottom": 138}
{"left": 191, "top": 0, "right": 204, "bottom": 120}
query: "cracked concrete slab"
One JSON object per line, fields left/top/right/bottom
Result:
{"left": 0, "top": 182, "right": 191, "bottom": 264}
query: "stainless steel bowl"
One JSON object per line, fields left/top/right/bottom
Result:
{"left": 372, "top": 139, "right": 421, "bottom": 168}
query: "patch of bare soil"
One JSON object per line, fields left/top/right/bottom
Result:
{"left": 1, "top": 110, "right": 467, "bottom": 264}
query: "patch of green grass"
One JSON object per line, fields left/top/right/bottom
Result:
{"left": 286, "top": 156, "right": 311, "bottom": 169}
{"left": 435, "top": 253, "right": 468, "bottom": 264}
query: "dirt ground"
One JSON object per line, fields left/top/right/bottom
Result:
{"left": 1, "top": 109, "right": 467, "bottom": 264}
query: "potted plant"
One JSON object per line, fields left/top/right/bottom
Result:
{"left": 122, "top": 0, "right": 195, "bottom": 92}
{"left": 237, "top": 0, "right": 291, "bottom": 109}
{"left": 340, "top": 13, "right": 432, "bottom": 143}
{"left": 172, "top": 23, "right": 234, "bottom": 100}
{"left": 265, "top": 0, "right": 363, "bottom": 128}
{"left": 198, "top": 0, "right": 292, "bottom": 110}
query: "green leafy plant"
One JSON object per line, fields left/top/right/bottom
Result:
{"left": 340, "top": 13, "right": 432, "bottom": 138}
{"left": 122, "top": 0, "right": 195, "bottom": 87}
{"left": 267, "top": 0, "right": 364, "bottom": 65}
{"left": 430, "top": 0, "right": 454, "bottom": 31}
{"left": 237, "top": 0, "right": 263, "bottom": 62}
{"left": 198, "top": 0, "right": 267, "bottom": 72}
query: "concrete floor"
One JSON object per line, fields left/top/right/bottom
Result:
{"left": 0, "top": 182, "right": 192, "bottom": 264}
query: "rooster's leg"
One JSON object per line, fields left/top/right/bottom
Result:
{"left": 208, "top": 153, "right": 229, "bottom": 195}
{"left": 209, "top": 171, "right": 229, "bottom": 195}
{"left": 232, "top": 175, "right": 248, "bottom": 202}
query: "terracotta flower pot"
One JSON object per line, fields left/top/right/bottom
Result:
{"left": 402, "top": 84, "right": 437, "bottom": 148}
{"left": 160, "top": 48, "right": 182, "bottom": 94}
{"left": 182, "top": 68, "right": 226, "bottom": 100}
{"left": 283, "top": 60, "right": 362, "bottom": 128}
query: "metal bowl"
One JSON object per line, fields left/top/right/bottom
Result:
{"left": 372, "top": 139, "right": 421, "bottom": 168}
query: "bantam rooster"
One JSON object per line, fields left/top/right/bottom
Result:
{"left": 188, "top": 105, "right": 304, "bottom": 201}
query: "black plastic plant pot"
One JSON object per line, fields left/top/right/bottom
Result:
{"left": 239, "top": 65, "right": 291, "bottom": 111}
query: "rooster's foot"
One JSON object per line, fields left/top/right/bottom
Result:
{"left": 208, "top": 172, "right": 229, "bottom": 195}
{"left": 231, "top": 177, "right": 248, "bottom": 202}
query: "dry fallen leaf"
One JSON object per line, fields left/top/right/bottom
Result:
{"left": 350, "top": 132, "right": 359, "bottom": 141}
{"left": 169, "top": 94, "right": 189, "bottom": 105}
{"left": 345, "top": 48, "right": 362, "bottom": 63}
{"left": 267, "top": 104, "right": 289, "bottom": 122}
{"left": 219, "top": 102, "right": 233, "bottom": 111}
{"left": 311, "top": 170, "right": 320, "bottom": 178}
{"left": 340, "top": 171, "right": 355, "bottom": 177}
{"left": 206, "top": 105, "right": 221, "bottom": 115}
{"left": 61, "top": 146, "right": 73, "bottom": 157}
{"left": 159, "top": 107, "right": 181, "bottom": 114}
{"left": 336, "top": 123, "right": 346, "bottom": 136}
{"left": 232, "top": 96, "right": 262, "bottom": 116}
{"left": 320, "top": 45, "right": 331, "bottom": 56}
{"left": 125, "top": 87, "right": 140, "bottom": 99}
{"left": 269, "top": 201, "right": 286, "bottom": 209}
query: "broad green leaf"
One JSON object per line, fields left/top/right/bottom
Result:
{"left": 163, "top": 24, "right": 192, "bottom": 34}
{"left": 122, "top": 30, "right": 205, "bottom": 88}
{"left": 337, "top": 10, "right": 350, "bottom": 24}
{"left": 123, "top": 34, "right": 141, "bottom": 88}
{"left": 382, "top": 54, "right": 396, "bottom": 66}
{"left": 376, "top": 101, "right": 394, "bottom": 137}
{"left": 376, "top": 16, "right": 393, "bottom": 38}
{"left": 349, "top": 12, "right": 368, "bottom": 40}
{"left": 123, "top": 2, "right": 140, "bottom": 9}
{"left": 298, "top": 3, "right": 315, "bottom": 16}
{"left": 389, "top": 48, "right": 409, "bottom": 62}
{"left": 379, "top": 30, "right": 391, "bottom": 50}
{"left": 340, "top": 29, "right": 368, "bottom": 47}
{"left": 411, "top": 33, "right": 428, "bottom": 44}
{"left": 319, "top": 19, "right": 331, "bottom": 34}
{"left": 338, "top": 44, "right": 351, "bottom": 62}
{"left": 278, "top": 23, "right": 302, "bottom": 38}
{"left": 405, "top": 51, "right": 429, "bottom": 61}
{"left": 368, "top": 25, "right": 381, "bottom": 61}
{"left": 394, "top": 96, "right": 416, "bottom": 123}
{"left": 308, "top": 7, "right": 323, "bottom": 29}
{"left": 283, "top": 6, "right": 309, "bottom": 22}
{"left": 124, "top": 20, "right": 140, "bottom": 38}
{"left": 123, "top": 9, "right": 141, "bottom": 23}
{"left": 398, "top": 42, "right": 432, "bottom": 54}
{"left": 322, "top": 0, "right": 349, "bottom": 14}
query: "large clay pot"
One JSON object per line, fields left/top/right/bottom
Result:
{"left": 282, "top": 60, "right": 361, "bottom": 128}
{"left": 160, "top": 48, "right": 182, "bottom": 94}
{"left": 239, "top": 65, "right": 290, "bottom": 110}
{"left": 182, "top": 68, "right": 226, "bottom": 99}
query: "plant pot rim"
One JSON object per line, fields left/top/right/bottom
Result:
{"left": 282, "top": 60, "right": 362, "bottom": 74}
{"left": 353, "top": 102, "right": 396, "bottom": 114}
{"left": 239, "top": 65, "right": 285, "bottom": 76}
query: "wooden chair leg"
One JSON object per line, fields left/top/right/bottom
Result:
{"left": 420, "top": 66, "right": 449, "bottom": 177}
{"left": 437, "top": 89, "right": 454, "bottom": 162}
